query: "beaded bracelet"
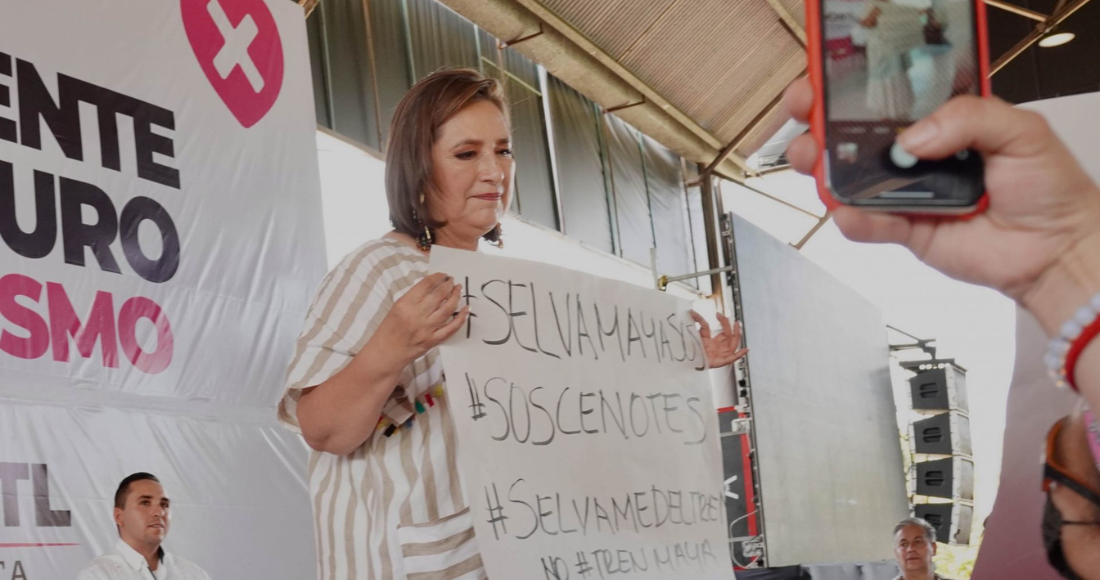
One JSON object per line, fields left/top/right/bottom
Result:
{"left": 1046, "top": 293, "right": 1100, "bottom": 391}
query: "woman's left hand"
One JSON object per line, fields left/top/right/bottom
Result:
{"left": 690, "top": 310, "right": 749, "bottom": 369}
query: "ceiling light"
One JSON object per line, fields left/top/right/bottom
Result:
{"left": 1039, "top": 32, "right": 1076, "bottom": 48}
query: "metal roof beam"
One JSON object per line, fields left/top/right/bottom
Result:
{"left": 991, "top": 0, "right": 1093, "bottom": 75}
{"left": 505, "top": 0, "right": 755, "bottom": 174}
{"left": 763, "top": 0, "right": 808, "bottom": 46}
{"left": 984, "top": 0, "right": 1047, "bottom": 21}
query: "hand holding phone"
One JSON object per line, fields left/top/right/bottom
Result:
{"left": 784, "top": 76, "right": 1100, "bottom": 305}
{"left": 806, "top": 0, "right": 991, "bottom": 213}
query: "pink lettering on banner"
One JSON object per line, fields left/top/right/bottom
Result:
{"left": 47, "top": 283, "right": 119, "bottom": 368}
{"left": 0, "top": 274, "right": 49, "bottom": 360}
{"left": 119, "top": 296, "right": 174, "bottom": 374}
{"left": 0, "top": 275, "right": 173, "bottom": 374}
{"left": 181, "top": 0, "right": 285, "bottom": 128}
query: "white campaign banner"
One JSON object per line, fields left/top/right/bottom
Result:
{"left": 0, "top": 1, "right": 324, "bottom": 578}
{"left": 430, "top": 247, "right": 735, "bottom": 580}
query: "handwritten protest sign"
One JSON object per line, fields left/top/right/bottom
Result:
{"left": 431, "top": 247, "right": 735, "bottom": 580}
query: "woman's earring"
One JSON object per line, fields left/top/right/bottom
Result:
{"left": 494, "top": 223, "right": 504, "bottom": 249}
{"left": 417, "top": 226, "right": 433, "bottom": 252}
{"left": 413, "top": 201, "right": 432, "bottom": 252}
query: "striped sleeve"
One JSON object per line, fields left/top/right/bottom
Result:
{"left": 278, "top": 240, "right": 405, "bottom": 433}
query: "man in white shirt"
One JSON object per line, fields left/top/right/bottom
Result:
{"left": 77, "top": 473, "right": 212, "bottom": 580}
{"left": 892, "top": 517, "right": 952, "bottom": 580}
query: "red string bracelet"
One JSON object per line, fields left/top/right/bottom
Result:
{"left": 1049, "top": 294, "right": 1100, "bottom": 392}
{"left": 1065, "top": 315, "right": 1100, "bottom": 392}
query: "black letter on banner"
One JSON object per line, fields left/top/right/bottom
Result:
{"left": 687, "top": 327, "right": 706, "bottom": 371}
{"left": 482, "top": 280, "right": 512, "bottom": 346}
{"left": 0, "top": 161, "right": 57, "bottom": 259}
{"left": 0, "top": 462, "right": 30, "bottom": 526}
{"left": 120, "top": 197, "right": 180, "bottom": 283}
{"left": 0, "top": 52, "right": 16, "bottom": 143}
{"left": 17, "top": 61, "right": 83, "bottom": 160}
{"left": 60, "top": 177, "right": 120, "bottom": 273}
{"left": 78, "top": 79, "right": 125, "bottom": 173}
{"left": 32, "top": 464, "right": 71, "bottom": 527}
{"left": 462, "top": 277, "right": 477, "bottom": 339}
{"left": 507, "top": 282, "right": 537, "bottom": 354}
{"left": 133, "top": 104, "right": 181, "bottom": 189}
{"left": 626, "top": 309, "right": 646, "bottom": 359}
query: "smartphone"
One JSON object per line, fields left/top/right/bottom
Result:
{"left": 806, "top": 0, "right": 991, "bottom": 213}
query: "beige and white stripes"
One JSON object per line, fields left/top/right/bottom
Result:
{"left": 279, "top": 238, "right": 485, "bottom": 580}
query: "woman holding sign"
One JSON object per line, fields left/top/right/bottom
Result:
{"left": 278, "top": 69, "right": 747, "bottom": 580}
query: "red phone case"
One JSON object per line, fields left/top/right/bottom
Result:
{"left": 804, "top": 0, "right": 992, "bottom": 217}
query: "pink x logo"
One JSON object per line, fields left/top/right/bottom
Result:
{"left": 181, "top": 0, "right": 284, "bottom": 128}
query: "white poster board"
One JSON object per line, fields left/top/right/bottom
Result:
{"left": 430, "top": 247, "right": 735, "bottom": 580}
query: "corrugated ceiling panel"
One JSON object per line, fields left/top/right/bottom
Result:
{"left": 613, "top": 0, "right": 803, "bottom": 142}
{"left": 712, "top": 50, "right": 805, "bottom": 142}
{"left": 538, "top": 0, "right": 677, "bottom": 59}
{"left": 533, "top": 0, "right": 807, "bottom": 156}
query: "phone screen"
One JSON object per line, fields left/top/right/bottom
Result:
{"left": 820, "top": 0, "right": 984, "bottom": 207}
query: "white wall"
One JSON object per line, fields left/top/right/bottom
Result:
{"left": 316, "top": 131, "right": 391, "bottom": 269}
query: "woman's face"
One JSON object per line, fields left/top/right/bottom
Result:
{"left": 428, "top": 100, "right": 514, "bottom": 245}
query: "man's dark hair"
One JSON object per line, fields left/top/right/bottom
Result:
{"left": 114, "top": 473, "right": 160, "bottom": 509}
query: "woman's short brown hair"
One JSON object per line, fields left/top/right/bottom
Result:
{"left": 385, "top": 68, "right": 508, "bottom": 244}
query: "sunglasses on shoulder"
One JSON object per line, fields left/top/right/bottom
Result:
{"left": 1042, "top": 417, "right": 1100, "bottom": 580}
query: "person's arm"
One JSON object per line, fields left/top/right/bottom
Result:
{"left": 1022, "top": 232, "right": 1100, "bottom": 408}
{"left": 295, "top": 333, "right": 411, "bottom": 455}
{"left": 783, "top": 78, "right": 1100, "bottom": 410}
{"left": 883, "top": 99, "right": 1100, "bottom": 409}
{"left": 295, "top": 272, "right": 468, "bottom": 456}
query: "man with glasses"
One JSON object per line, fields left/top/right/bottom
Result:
{"left": 1042, "top": 405, "right": 1100, "bottom": 580}
{"left": 892, "top": 517, "right": 951, "bottom": 580}
{"left": 77, "top": 473, "right": 212, "bottom": 580}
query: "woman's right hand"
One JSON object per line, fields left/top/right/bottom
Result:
{"left": 296, "top": 273, "right": 469, "bottom": 455}
{"left": 374, "top": 272, "right": 470, "bottom": 365}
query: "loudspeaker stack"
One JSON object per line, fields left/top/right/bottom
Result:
{"left": 904, "top": 363, "right": 974, "bottom": 545}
